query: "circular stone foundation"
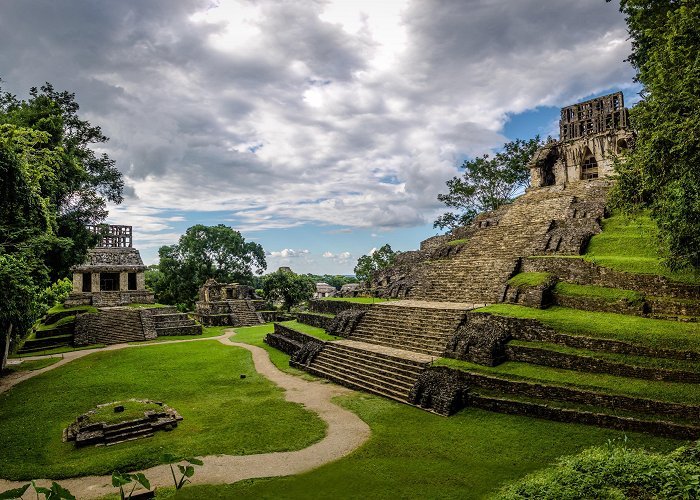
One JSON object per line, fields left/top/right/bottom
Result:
{"left": 63, "top": 399, "right": 183, "bottom": 447}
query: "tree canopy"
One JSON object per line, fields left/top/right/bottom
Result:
{"left": 434, "top": 137, "right": 542, "bottom": 230}
{"left": 354, "top": 244, "right": 397, "bottom": 284}
{"left": 0, "top": 81, "right": 123, "bottom": 367}
{"left": 154, "top": 224, "right": 266, "bottom": 309}
{"left": 261, "top": 268, "right": 316, "bottom": 312}
{"left": 609, "top": 0, "right": 700, "bottom": 271}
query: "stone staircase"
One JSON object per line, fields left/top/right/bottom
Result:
{"left": 349, "top": 301, "right": 471, "bottom": 357}
{"left": 228, "top": 300, "right": 263, "bottom": 326}
{"left": 151, "top": 308, "right": 203, "bottom": 336}
{"left": 409, "top": 182, "right": 609, "bottom": 303}
{"left": 305, "top": 340, "right": 431, "bottom": 402}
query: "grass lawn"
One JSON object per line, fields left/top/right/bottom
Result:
{"left": 131, "top": 325, "right": 227, "bottom": 344}
{"left": 45, "top": 304, "right": 98, "bottom": 315}
{"left": 0, "top": 341, "right": 326, "bottom": 480}
{"left": 9, "top": 344, "right": 106, "bottom": 359}
{"left": 163, "top": 393, "right": 681, "bottom": 500}
{"left": 1, "top": 357, "right": 61, "bottom": 375}
{"left": 552, "top": 282, "right": 644, "bottom": 303}
{"left": 278, "top": 320, "right": 340, "bottom": 341}
{"left": 583, "top": 212, "right": 699, "bottom": 284}
{"left": 318, "top": 297, "right": 393, "bottom": 303}
{"left": 475, "top": 305, "right": 700, "bottom": 352}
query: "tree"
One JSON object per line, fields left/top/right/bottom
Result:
{"left": 609, "top": 1, "right": 700, "bottom": 271}
{"left": 434, "top": 137, "right": 542, "bottom": 230}
{"left": 0, "top": 81, "right": 122, "bottom": 367}
{"left": 261, "top": 268, "right": 315, "bottom": 312}
{"left": 354, "top": 244, "right": 397, "bottom": 284}
{"left": 154, "top": 224, "right": 266, "bottom": 309}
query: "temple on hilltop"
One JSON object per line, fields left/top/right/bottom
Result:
{"left": 64, "top": 224, "right": 155, "bottom": 307}
{"left": 528, "top": 92, "right": 634, "bottom": 187}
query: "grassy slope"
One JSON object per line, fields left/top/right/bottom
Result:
{"left": 0, "top": 341, "right": 326, "bottom": 480}
{"left": 1, "top": 358, "right": 61, "bottom": 375}
{"left": 583, "top": 212, "right": 699, "bottom": 284}
{"left": 552, "top": 282, "right": 644, "bottom": 303}
{"left": 277, "top": 320, "right": 340, "bottom": 341}
{"left": 507, "top": 272, "right": 552, "bottom": 287}
{"left": 166, "top": 393, "right": 680, "bottom": 500}
{"left": 475, "top": 305, "right": 700, "bottom": 352}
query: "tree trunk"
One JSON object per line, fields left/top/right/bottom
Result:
{"left": 0, "top": 323, "right": 10, "bottom": 372}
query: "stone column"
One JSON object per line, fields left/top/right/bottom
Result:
{"left": 120, "top": 271, "right": 129, "bottom": 291}
{"left": 72, "top": 273, "right": 82, "bottom": 293}
{"left": 136, "top": 272, "right": 146, "bottom": 291}
{"left": 91, "top": 272, "right": 101, "bottom": 293}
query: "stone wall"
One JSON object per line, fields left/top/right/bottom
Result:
{"left": 308, "top": 300, "right": 373, "bottom": 315}
{"left": 74, "top": 308, "right": 149, "bottom": 345}
{"left": 295, "top": 312, "right": 334, "bottom": 331}
{"left": 444, "top": 314, "right": 515, "bottom": 366}
{"left": 522, "top": 257, "right": 699, "bottom": 299}
{"left": 408, "top": 366, "right": 471, "bottom": 415}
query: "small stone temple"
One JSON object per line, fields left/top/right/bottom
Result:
{"left": 528, "top": 92, "right": 634, "bottom": 187}
{"left": 64, "top": 225, "right": 155, "bottom": 307}
{"left": 195, "top": 279, "right": 265, "bottom": 326}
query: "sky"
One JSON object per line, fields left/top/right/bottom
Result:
{"left": 0, "top": 0, "right": 639, "bottom": 275}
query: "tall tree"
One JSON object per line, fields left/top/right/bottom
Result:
{"left": 610, "top": 1, "right": 700, "bottom": 271}
{"left": 262, "top": 268, "right": 315, "bottom": 312}
{"left": 154, "top": 224, "right": 266, "bottom": 309}
{"left": 434, "top": 137, "right": 542, "bottom": 230}
{"left": 0, "top": 81, "right": 123, "bottom": 367}
{"left": 354, "top": 244, "right": 397, "bottom": 284}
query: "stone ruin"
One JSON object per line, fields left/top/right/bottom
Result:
{"left": 64, "top": 399, "right": 182, "bottom": 447}
{"left": 194, "top": 279, "right": 266, "bottom": 326}
{"left": 529, "top": 92, "right": 634, "bottom": 187}
{"left": 64, "top": 225, "right": 155, "bottom": 307}
{"left": 314, "top": 282, "right": 337, "bottom": 298}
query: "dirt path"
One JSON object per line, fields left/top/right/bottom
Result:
{"left": 0, "top": 332, "right": 371, "bottom": 499}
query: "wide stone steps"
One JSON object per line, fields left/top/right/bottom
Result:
{"left": 348, "top": 333, "right": 444, "bottom": 357}
{"left": 305, "top": 342, "right": 429, "bottom": 402}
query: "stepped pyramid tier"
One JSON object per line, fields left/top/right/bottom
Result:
{"left": 194, "top": 279, "right": 265, "bottom": 327}
{"left": 65, "top": 224, "right": 155, "bottom": 307}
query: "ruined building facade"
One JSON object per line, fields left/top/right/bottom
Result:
{"left": 529, "top": 92, "right": 634, "bottom": 187}
{"left": 65, "top": 225, "right": 155, "bottom": 307}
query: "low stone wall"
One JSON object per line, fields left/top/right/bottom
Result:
{"left": 408, "top": 366, "right": 471, "bottom": 415}
{"left": 444, "top": 314, "right": 515, "bottom": 366}
{"left": 296, "top": 312, "right": 334, "bottom": 331}
{"left": 505, "top": 344, "right": 700, "bottom": 383}
{"left": 469, "top": 395, "right": 699, "bottom": 440}
{"left": 327, "top": 309, "right": 366, "bottom": 338}
{"left": 272, "top": 323, "right": 322, "bottom": 345}
{"left": 523, "top": 257, "right": 700, "bottom": 299}
{"left": 552, "top": 293, "right": 646, "bottom": 316}
{"left": 308, "top": 300, "right": 373, "bottom": 315}
{"left": 264, "top": 334, "right": 301, "bottom": 356}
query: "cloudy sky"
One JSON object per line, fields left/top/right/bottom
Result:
{"left": 0, "top": 0, "right": 637, "bottom": 275}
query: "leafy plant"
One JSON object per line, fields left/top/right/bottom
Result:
{"left": 162, "top": 454, "right": 203, "bottom": 490}
{"left": 112, "top": 471, "right": 151, "bottom": 500}
{"left": 0, "top": 481, "right": 74, "bottom": 500}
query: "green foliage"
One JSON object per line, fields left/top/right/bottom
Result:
{"left": 553, "top": 282, "right": 645, "bottom": 303}
{"left": 353, "top": 244, "right": 397, "bottom": 284}
{"left": 583, "top": 212, "right": 699, "bottom": 284}
{"left": 112, "top": 471, "right": 150, "bottom": 500}
{"left": 31, "top": 481, "right": 75, "bottom": 500}
{"left": 162, "top": 455, "right": 203, "bottom": 490}
{"left": 507, "top": 272, "right": 552, "bottom": 288}
{"left": 39, "top": 278, "right": 73, "bottom": 311}
{"left": 154, "top": 224, "right": 266, "bottom": 309}
{"left": 434, "top": 137, "right": 542, "bottom": 229}
{"left": 261, "top": 269, "right": 315, "bottom": 312}
{"left": 610, "top": 1, "right": 700, "bottom": 272}
{"left": 493, "top": 440, "right": 700, "bottom": 499}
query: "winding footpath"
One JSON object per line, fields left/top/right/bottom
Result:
{"left": 0, "top": 332, "right": 371, "bottom": 499}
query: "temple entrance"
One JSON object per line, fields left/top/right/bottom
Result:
{"left": 581, "top": 148, "right": 599, "bottom": 180}
{"left": 100, "top": 272, "right": 120, "bottom": 291}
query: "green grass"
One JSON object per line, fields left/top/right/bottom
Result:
{"left": 508, "top": 339, "right": 700, "bottom": 374}
{"left": 507, "top": 272, "right": 552, "bottom": 287}
{"left": 230, "top": 324, "right": 312, "bottom": 378}
{"left": 1, "top": 357, "right": 61, "bottom": 375}
{"left": 475, "top": 305, "right": 700, "bottom": 352}
{"left": 434, "top": 357, "right": 700, "bottom": 406}
{"left": 46, "top": 304, "right": 98, "bottom": 315}
{"left": 85, "top": 400, "right": 165, "bottom": 425}
{"left": 35, "top": 315, "right": 76, "bottom": 332}
{"left": 278, "top": 320, "right": 340, "bottom": 341}
{"left": 163, "top": 393, "right": 681, "bottom": 500}
{"left": 446, "top": 238, "right": 468, "bottom": 246}
{"left": 583, "top": 212, "right": 700, "bottom": 284}
{"left": 553, "top": 282, "right": 644, "bottom": 303}
{"left": 0, "top": 341, "right": 326, "bottom": 480}
{"left": 9, "top": 344, "right": 106, "bottom": 358}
